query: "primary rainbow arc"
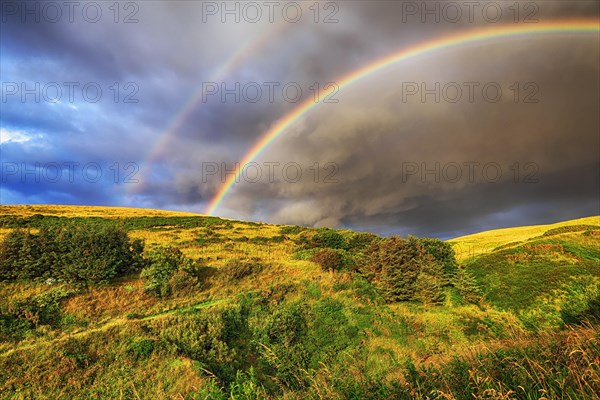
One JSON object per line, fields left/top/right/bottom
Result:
{"left": 206, "top": 19, "right": 599, "bottom": 216}
{"left": 128, "top": 22, "right": 288, "bottom": 194}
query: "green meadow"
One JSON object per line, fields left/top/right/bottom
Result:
{"left": 0, "top": 205, "right": 598, "bottom": 399}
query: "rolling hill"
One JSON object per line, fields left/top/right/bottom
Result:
{"left": 449, "top": 215, "right": 600, "bottom": 261}
{"left": 0, "top": 206, "right": 598, "bottom": 399}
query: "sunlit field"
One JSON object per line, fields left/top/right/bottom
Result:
{"left": 0, "top": 205, "right": 598, "bottom": 398}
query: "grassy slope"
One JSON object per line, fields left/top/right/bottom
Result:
{"left": 0, "top": 206, "right": 598, "bottom": 399}
{"left": 449, "top": 215, "right": 600, "bottom": 261}
{"left": 449, "top": 215, "right": 600, "bottom": 313}
{"left": 0, "top": 204, "right": 203, "bottom": 218}
{"left": 465, "top": 231, "right": 600, "bottom": 311}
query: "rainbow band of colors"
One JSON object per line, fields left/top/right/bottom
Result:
{"left": 129, "top": 23, "right": 288, "bottom": 194}
{"left": 206, "top": 19, "right": 599, "bottom": 215}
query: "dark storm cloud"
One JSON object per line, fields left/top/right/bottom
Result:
{"left": 216, "top": 32, "right": 599, "bottom": 236}
{"left": 1, "top": 1, "right": 598, "bottom": 236}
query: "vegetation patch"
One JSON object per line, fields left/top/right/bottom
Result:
{"left": 542, "top": 224, "right": 599, "bottom": 237}
{"left": 0, "top": 223, "right": 144, "bottom": 285}
{"left": 0, "top": 206, "right": 598, "bottom": 399}
{"left": 220, "top": 258, "right": 265, "bottom": 282}
{"left": 141, "top": 246, "right": 199, "bottom": 297}
{"left": 361, "top": 236, "right": 454, "bottom": 304}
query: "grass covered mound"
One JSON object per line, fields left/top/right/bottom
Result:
{"left": 463, "top": 232, "right": 600, "bottom": 325}
{"left": 0, "top": 205, "right": 598, "bottom": 399}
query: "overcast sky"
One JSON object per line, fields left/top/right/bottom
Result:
{"left": 1, "top": 1, "right": 598, "bottom": 238}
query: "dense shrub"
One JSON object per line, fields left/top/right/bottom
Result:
{"left": 414, "top": 265, "right": 446, "bottom": 304}
{"left": 249, "top": 235, "right": 285, "bottom": 244}
{"left": 308, "top": 298, "right": 360, "bottom": 358}
{"left": 254, "top": 298, "right": 360, "bottom": 391}
{"left": 0, "top": 286, "right": 75, "bottom": 341}
{"left": 8, "top": 287, "right": 75, "bottom": 327}
{"left": 263, "top": 303, "right": 308, "bottom": 348}
{"left": 291, "top": 248, "right": 319, "bottom": 261}
{"left": 127, "top": 338, "right": 155, "bottom": 360}
{"left": 310, "top": 248, "right": 353, "bottom": 272}
{"left": 519, "top": 275, "right": 600, "bottom": 331}
{"left": 156, "top": 301, "right": 251, "bottom": 385}
{"left": 309, "top": 228, "right": 347, "bottom": 250}
{"left": 363, "top": 236, "right": 447, "bottom": 303}
{"left": 417, "top": 237, "right": 458, "bottom": 281}
{"left": 258, "top": 303, "right": 310, "bottom": 390}
{"left": 345, "top": 231, "right": 381, "bottom": 252}
{"left": 0, "top": 223, "right": 144, "bottom": 284}
{"left": 279, "top": 225, "right": 306, "bottom": 235}
{"left": 340, "top": 276, "right": 384, "bottom": 303}
{"left": 0, "top": 314, "right": 32, "bottom": 342}
{"left": 141, "top": 246, "right": 197, "bottom": 297}
{"left": 453, "top": 267, "right": 482, "bottom": 305}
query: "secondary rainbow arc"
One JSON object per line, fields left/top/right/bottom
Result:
{"left": 128, "top": 22, "right": 288, "bottom": 194}
{"left": 206, "top": 19, "right": 599, "bottom": 215}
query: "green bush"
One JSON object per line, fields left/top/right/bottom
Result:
{"left": 0, "top": 223, "right": 144, "bottom": 285}
{"left": 256, "top": 302, "right": 310, "bottom": 390}
{"left": 61, "top": 337, "right": 96, "bottom": 369}
{"left": 308, "top": 298, "right": 360, "bottom": 360}
{"left": 520, "top": 276, "right": 600, "bottom": 331}
{"left": 414, "top": 269, "right": 445, "bottom": 304}
{"left": 310, "top": 228, "right": 347, "bottom": 250}
{"left": 141, "top": 246, "right": 197, "bottom": 297}
{"left": 348, "top": 276, "right": 384, "bottom": 303}
{"left": 253, "top": 298, "right": 361, "bottom": 392}
{"left": 363, "top": 236, "right": 418, "bottom": 301}
{"left": 4, "top": 286, "right": 74, "bottom": 329}
{"left": 346, "top": 231, "right": 381, "bottom": 252}
{"left": 127, "top": 338, "right": 155, "bottom": 360}
{"left": 453, "top": 267, "right": 482, "bottom": 305}
{"left": 363, "top": 236, "right": 448, "bottom": 303}
{"left": 0, "top": 314, "right": 34, "bottom": 342}
{"left": 417, "top": 237, "right": 458, "bottom": 281}
{"left": 311, "top": 248, "right": 343, "bottom": 272}
{"left": 157, "top": 302, "right": 251, "bottom": 385}
{"left": 279, "top": 225, "right": 306, "bottom": 235}
{"left": 249, "top": 235, "right": 285, "bottom": 244}
{"left": 291, "top": 248, "right": 319, "bottom": 260}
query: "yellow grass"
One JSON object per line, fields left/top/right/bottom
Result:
{"left": 0, "top": 204, "right": 202, "bottom": 218}
{"left": 449, "top": 215, "right": 600, "bottom": 261}
{"left": 1, "top": 205, "right": 598, "bottom": 398}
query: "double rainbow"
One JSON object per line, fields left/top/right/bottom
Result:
{"left": 205, "top": 19, "right": 599, "bottom": 215}
{"left": 129, "top": 22, "right": 288, "bottom": 193}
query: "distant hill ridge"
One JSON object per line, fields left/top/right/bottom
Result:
{"left": 449, "top": 215, "right": 599, "bottom": 261}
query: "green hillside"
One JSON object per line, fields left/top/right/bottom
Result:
{"left": 456, "top": 221, "right": 600, "bottom": 333}
{"left": 449, "top": 216, "right": 600, "bottom": 261}
{"left": 0, "top": 206, "right": 598, "bottom": 399}
{"left": 465, "top": 232, "right": 599, "bottom": 308}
